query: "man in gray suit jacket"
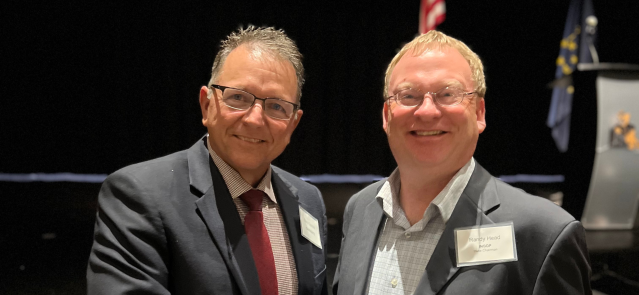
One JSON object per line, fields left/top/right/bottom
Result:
{"left": 87, "top": 26, "right": 327, "bottom": 295}
{"left": 333, "top": 31, "right": 591, "bottom": 295}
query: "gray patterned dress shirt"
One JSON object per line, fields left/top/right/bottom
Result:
{"left": 367, "top": 158, "right": 475, "bottom": 295}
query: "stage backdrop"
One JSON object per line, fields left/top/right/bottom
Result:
{"left": 3, "top": 0, "right": 639, "bottom": 198}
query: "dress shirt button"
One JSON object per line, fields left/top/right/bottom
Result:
{"left": 391, "top": 278, "right": 398, "bottom": 288}
{"left": 404, "top": 232, "right": 411, "bottom": 238}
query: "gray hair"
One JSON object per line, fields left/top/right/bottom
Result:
{"left": 208, "top": 25, "right": 305, "bottom": 103}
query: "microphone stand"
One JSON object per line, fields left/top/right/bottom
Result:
{"left": 585, "top": 15, "right": 599, "bottom": 65}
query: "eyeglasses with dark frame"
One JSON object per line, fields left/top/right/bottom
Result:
{"left": 386, "top": 86, "right": 475, "bottom": 107}
{"left": 209, "top": 84, "right": 300, "bottom": 120}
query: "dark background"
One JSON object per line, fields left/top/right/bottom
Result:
{"left": 2, "top": 0, "right": 639, "bottom": 294}
{"left": 4, "top": 0, "right": 639, "bottom": 177}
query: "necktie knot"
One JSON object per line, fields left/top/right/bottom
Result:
{"left": 240, "top": 189, "right": 264, "bottom": 211}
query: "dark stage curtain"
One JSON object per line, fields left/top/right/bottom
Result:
{"left": 3, "top": 0, "right": 639, "bottom": 181}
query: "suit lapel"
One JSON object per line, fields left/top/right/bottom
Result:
{"left": 353, "top": 194, "right": 385, "bottom": 295}
{"left": 189, "top": 137, "right": 261, "bottom": 295}
{"left": 271, "top": 169, "right": 316, "bottom": 294}
{"left": 415, "top": 164, "right": 500, "bottom": 295}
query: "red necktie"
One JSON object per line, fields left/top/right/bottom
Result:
{"left": 240, "top": 189, "right": 278, "bottom": 295}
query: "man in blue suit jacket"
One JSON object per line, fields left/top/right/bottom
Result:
{"left": 333, "top": 31, "right": 591, "bottom": 295}
{"left": 87, "top": 26, "right": 327, "bottom": 295}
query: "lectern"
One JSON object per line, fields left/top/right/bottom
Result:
{"left": 578, "top": 63, "right": 639, "bottom": 229}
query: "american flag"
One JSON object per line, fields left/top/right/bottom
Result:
{"left": 419, "top": 0, "right": 446, "bottom": 34}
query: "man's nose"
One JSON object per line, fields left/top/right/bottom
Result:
{"left": 243, "top": 100, "right": 267, "bottom": 125}
{"left": 413, "top": 95, "right": 442, "bottom": 118}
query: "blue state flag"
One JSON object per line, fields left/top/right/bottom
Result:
{"left": 547, "top": 0, "right": 596, "bottom": 152}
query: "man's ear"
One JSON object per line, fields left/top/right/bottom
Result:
{"left": 291, "top": 109, "right": 303, "bottom": 130}
{"left": 383, "top": 102, "right": 391, "bottom": 134}
{"left": 199, "top": 86, "right": 211, "bottom": 126}
{"left": 476, "top": 97, "right": 486, "bottom": 134}
{"left": 283, "top": 109, "right": 303, "bottom": 146}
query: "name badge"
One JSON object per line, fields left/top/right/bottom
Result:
{"left": 454, "top": 222, "right": 518, "bottom": 267}
{"left": 299, "top": 206, "right": 322, "bottom": 249}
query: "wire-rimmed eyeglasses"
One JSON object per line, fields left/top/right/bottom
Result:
{"left": 386, "top": 86, "right": 475, "bottom": 107}
{"left": 209, "top": 84, "right": 300, "bottom": 120}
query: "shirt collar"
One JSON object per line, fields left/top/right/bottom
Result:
{"left": 376, "top": 158, "right": 475, "bottom": 225}
{"left": 206, "top": 135, "right": 277, "bottom": 203}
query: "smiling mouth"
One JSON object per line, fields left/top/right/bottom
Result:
{"left": 412, "top": 130, "right": 445, "bottom": 136}
{"left": 236, "top": 135, "right": 264, "bottom": 143}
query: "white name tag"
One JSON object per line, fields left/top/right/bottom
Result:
{"left": 454, "top": 222, "right": 518, "bottom": 267}
{"left": 299, "top": 206, "right": 322, "bottom": 249}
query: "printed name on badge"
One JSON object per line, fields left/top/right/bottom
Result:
{"left": 454, "top": 222, "right": 517, "bottom": 267}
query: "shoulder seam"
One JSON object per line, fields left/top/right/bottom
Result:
{"left": 531, "top": 220, "right": 578, "bottom": 293}
{"left": 124, "top": 171, "right": 170, "bottom": 255}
